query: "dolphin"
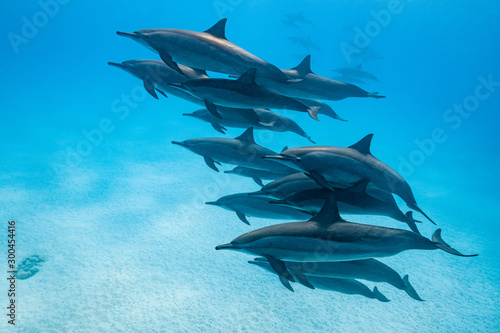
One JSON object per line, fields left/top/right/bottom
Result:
{"left": 206, "top": 193, "right": 312, "bottom": 225}
{"left": 168, "top": 68, "right": 321, "bottom": 120}
{"left": 288, "top": 36, "right": 322, "bottom": 52}
{"left": 108, "top": 59, "right": 208, "bottom": 100}
{"left": 183, "top": 108, "right": 316, "bottom": 143}
{"left": 253, "top": 55, "right": 384, "bottom": 101}
{"left": 284, "top": 13, "right": 314, "bottom": 26}
{"left": 224, "top": 166, "right": 295, "bottom": 187}
{"left": 108, "top": 59, "right": 267, "bottom": 122}
{"left": 281, "top": 18, "right": 300, "bottom": 29}
{"left": 333, "top": 64, "right": 379, "bottom": 82}
{"left": 249, "top": 260, "right": 389, "bottom": 302}
{"left": 172, "top": 127, "right": 297, "bottom": 175}
{"left": 250, "top": 257, "right": 420, "bottom": 301}
{"left": 270, "top": 181, "right": 422, "bottom": 234}
{"left": 116, "top": 18, "right": 291, "bottom": 82}
{"left": 216, "top": 196, "right": 477, "bottom": 282}
{"left": 332, "top": 74, "right": 367, "bottom": 85}
{"left": 262, "top": 134, "right": 435, "bottom": 224}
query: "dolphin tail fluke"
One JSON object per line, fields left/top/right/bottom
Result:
{"left": 265, "top": 255, "right": 295, "bottom": 283}
{"left": 432, "top": 229, "right": 478, "bottom": 257}
{"left": 215, "top": 243, "right": 241, "bottom": 250}
{"left": 408, "top": 204, "right": 436, "bottom": 225}
{"left": 402, "top": 275, "right": 424, "bottom": 301}
{"left": 404, "top": 211, "right": 421, "bottom": 235}
{"left": 307, "top": 106, "right": 320, "bottom": 121}
{"left": 251, "top": 177, "right": 265, "bottom": 187}
{"left": 373, "top": 287, "right": 390, "bottom": 302}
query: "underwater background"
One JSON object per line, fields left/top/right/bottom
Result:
{"left": 1, "top": 0, "right": 499, "bottom": 331}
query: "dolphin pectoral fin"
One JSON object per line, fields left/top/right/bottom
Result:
{"left": 155, "top": 88, "right": 168, "bottom": 98}
{"left": 265, "top": 255, "right": 295, "bottom": 283}
{"left": 408, "top": 203, "right": 436, "bottom": 225}
{"left": 235, "top": 211, "right": 250, "bottom": 225}
{"left": 402, "top": 275, "right": 424, "bottom": 301}
{"left": 291, "top": 268, "right": 315, "bottom": 289}
{"left": 204, "top": 100, "right": 222, "bottom": 119}
{"left": 210, "top": 122, "right": 227, "bottom": 134}
{"left": 143, "top": 79, "right": 158, "bottom": 99}
{"left": 159, "top": 51, "right": 183, "bottom": 74}
{"left": 404, "top": 212, "right": 421, "bottom": 235}
{"left": 305, "top": 172, "right": 334, "bottom": 191}
{"left": 252, "top": 177, "right": 264, "bottom": 187}
{"left": 279, "top": 276, "right": 295, "bottom": 292}
{"left": 307, "top": 106, "right": 320, "bottom": 121}
{"left": 432, "top": 229, "right": 478, "bottom": 257}
{"left": 203, "top": 156, "right": 219, "bottom": 172}
{"left": 373, "top": 287, "right": 390, "bottom": 302}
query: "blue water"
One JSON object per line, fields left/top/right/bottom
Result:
{"left": 1, "top": 0, "right": 499, "bottom": 331}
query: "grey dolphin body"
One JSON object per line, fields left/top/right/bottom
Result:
{"left": 108, "top": 59, "right": 208, "bottom": 100}
{"left": 116, "top": 19, "right": 290, "bottom": 82}
{"left": 252, "top": 257, "right": 423, "bottom": 301}
{"left": 249, "top": 260, "right": 389, "bottom": 302}
{"left": 270, "top": 181, "right": 422, "bottom": 234}
{"left": 334, "top": 64, "right": 379, "bottom": 82}
{"left": 183, "top": 108, "right": 316, "bottom": 143}
{"left": 216, "top": 196, "right": 477, "bottom": 282}
{"left": 206, "top": 193, "right": 312, "bottom": 225}
{"left": 255, "top": 55, "right": 384, "bottom": 101}
{"left": 262, "top": 134, "right": 435, "bottom": 224}
{"left": 253, "top": 172, "right": 323, "bottom": 198}
{"left": 169, "top": 69, "right": 321, "bottom": 121}
{"left": 224, "top": 166, "right": 294, "bottom": 187}
{"left": 172, "top": 127, "right": 297, "bottom": 175}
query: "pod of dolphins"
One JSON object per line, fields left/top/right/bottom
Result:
{"left": 111, "top": 19, "right": 478, "bottom": 302}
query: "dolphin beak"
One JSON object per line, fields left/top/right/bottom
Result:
{"left": 215, "top": 244, "right": 241, "bottom": 250}
{"left": 116, "top": 31, "right": 138, "bottom": 39}
{"left": 171, "top": 141, "right": 186, "bottom": 147}
{"left": 205, "top": 201, "right": 222, "bottom": 206}
{"left": 108, "top": 62, "right": 126, "bottom": 70}
{"left": 182, "top": 113, "right": 194, "bottom": 117}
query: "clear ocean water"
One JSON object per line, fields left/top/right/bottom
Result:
{"left": 1, "top": 0, "right": 499, "bottom": 332}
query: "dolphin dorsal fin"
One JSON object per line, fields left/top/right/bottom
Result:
{"left": 235, "top": 127, "right": 256, "bottom": 144}
{"left": 356, "top": 64, "right": 362, "bottom": 69}
{"left": 281, "top": 146, "right": 288, "bottom": 153}
{"left": 309, "top": 194, "right": 343, "bottom": 224}
{"left": 348, "top": 134, "right": 373, "bottom": 155}
{"left": 348, "top": 179, "right": 370, "bottom": 193}
{"left": 237, "top": 68, "right": 257, "bottom": 85}
{"left": 291, "top": 55, "right": 313, "bottom": 76}
{"left": 204, "top": 18, "right": 228, "bottom": 39}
